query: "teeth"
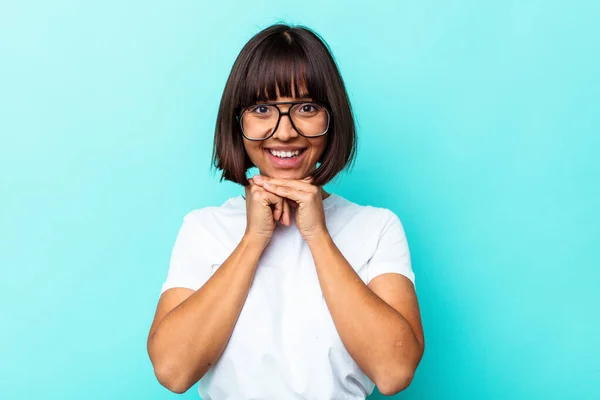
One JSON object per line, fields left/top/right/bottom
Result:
{"left": 269, "top": 149, "right": 302, "bottom": 158}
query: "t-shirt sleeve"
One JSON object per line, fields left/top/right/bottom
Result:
{"left": 160, "top": 210, "right": 212, "bottom": 295}
{"left": 366, "top": 208, "right": 415, "bottom": 286}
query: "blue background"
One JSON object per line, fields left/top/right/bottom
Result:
{"left": 1, "top": 1, "right": 599, "bottom": 399}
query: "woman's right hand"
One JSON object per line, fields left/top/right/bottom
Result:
{"left": 243, "top": 177, "right": 291, "bottom": 246}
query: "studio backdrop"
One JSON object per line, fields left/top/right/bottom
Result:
{"left": 1, "top": 1, "right": 598, "bottom": 399}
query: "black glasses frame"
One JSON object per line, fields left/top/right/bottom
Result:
{"left": 236, "top": 101, "right": 331, "bottom": 141}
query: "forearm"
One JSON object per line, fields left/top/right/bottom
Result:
{"left": 148, "top": 234, "right": 267, "bottom": 389}
{"left": 307, "top": 232, "right": 422, "bottom": 388}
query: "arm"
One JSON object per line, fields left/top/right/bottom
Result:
{"left": 246, "top": 176, "right": 424, "bottom": 394}
{"left": 307, "top": 232, "right": 424, "bottom": 396}
{"left": 147, "top": 234, "right": 267, "bottom": 393}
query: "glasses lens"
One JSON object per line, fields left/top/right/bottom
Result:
{"left": 290, "top": 103, "right": 329, "bottom": 136}
{"left": 241, "top": 105, "right": 279, "bottom": 140}
{"left": 241, "top": 103, "right": 329, "bottom": 139}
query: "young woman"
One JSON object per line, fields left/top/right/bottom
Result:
{"left": 147, "top": 23, "right": 424, "bottom": 399}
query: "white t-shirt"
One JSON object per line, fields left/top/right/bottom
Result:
{"left": 160, "top": 192, "right": 415, "bottom": 400}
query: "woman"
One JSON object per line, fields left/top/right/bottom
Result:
{"left": 147, "top": 23, "right": 424, "bottom": 399}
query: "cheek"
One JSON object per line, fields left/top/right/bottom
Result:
{"left": 311, "top": 139, "right": 328, "bottom": 159}
{"left": 243, "top": 142, "right": 262, "bottom": 162}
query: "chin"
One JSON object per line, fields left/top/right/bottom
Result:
{"left": 266, "top": 170, "right": 306, "bottom": 180}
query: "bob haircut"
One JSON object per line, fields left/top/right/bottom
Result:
{"left": 211, "top": 23, "right": 357, "bottom": 187}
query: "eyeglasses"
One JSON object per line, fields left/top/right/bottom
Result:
{"left": 237, "top": 101, "right": 330, "bottom": 141}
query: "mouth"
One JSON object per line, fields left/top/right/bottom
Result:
{"left": 264, "top": 148, "right": 308, "bottom": 169}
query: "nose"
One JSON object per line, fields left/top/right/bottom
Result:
{"left": 273, "top": 109, "right": 299, "bottom": 141}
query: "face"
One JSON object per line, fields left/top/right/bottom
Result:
{"left": 242, "top": 92, "right": 328, "bottom": 181}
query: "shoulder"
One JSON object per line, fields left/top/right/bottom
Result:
{"left": 179, "top": 195, "right": 245, "bottom": 228}
{"left": 332, "top": 195, "right": 402, "bottom": 232}
{"left": 180, "top": 207, "right": 217, "bottom": 225}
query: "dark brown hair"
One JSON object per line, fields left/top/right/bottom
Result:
{"left": 211, "top": 23, "right": 357, "bottom": 187}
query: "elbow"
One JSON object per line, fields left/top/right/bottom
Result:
{"left": 377, "top": 337, "right": 424, "bottom": 395}
{"left": 148, "top": 335, "right": 199, "bottom": 393}
{"left": 376, "top": 368, "right": 415, "bottom": 396}
{"left": 154, "top": 363, "right": 193, "bottom": 394}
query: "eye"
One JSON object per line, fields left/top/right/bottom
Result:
{"left": 249, "top": 105, "right": 271, "bottom": 115}
{"left": 298, "top": 103, "right": 319, "bottom": 113}
{"left": 296, "top": 103, "right": 321, "bottom": 114}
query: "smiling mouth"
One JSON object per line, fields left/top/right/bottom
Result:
{"left": 265, "top": 148, "right": 307, "bottom": 159}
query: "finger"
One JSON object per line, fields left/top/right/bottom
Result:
{"left": 258, "top": 177, "right": 316, "bottom": 192}
{"left": 247, "top": 177, "right": 257, "bottom": 192}
{"left": 250, "top": 177, "right": 296, "bottom": 220}
{"left": 262, "top": 181, "right": 310, "bottom": 203}
{"left": 245, "top": 179, "right": 252, "bottom": 198}
{"left": 282, "top": 198, "right": 291, "bottom": 226}
{"left": 272, "top": 195, "right": 283, "bottom": 221}
{"left": 265, "top": 191, "right": 289, "bottom": 222}
{"left": 250, "top": 179, "right": 284, "bottom": 220}
{"left": 247, "top": 177, "right": 262, "bottom": 200}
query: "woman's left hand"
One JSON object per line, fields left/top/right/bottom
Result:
{"left": 251, "top": 175, "right": 328, "bottom": 242}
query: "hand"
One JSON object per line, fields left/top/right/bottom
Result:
{"left": 251, "top": 175, "right": 328, "bottom": 242}
{"left": 243, "top": 177, "right": 292, "bottom": 247}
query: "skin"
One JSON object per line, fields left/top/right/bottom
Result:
{"left": 147, "top": 90, "right": 424, "bottom": 395}
{"left": 242, "top": 92, "right": 330, "bottom": 229}
{"left": 245, "top": 91, "right": 425, "bottom": 393}
{"left": 243, "top": 95, "right": 328, "bottom": 183}
{"left": 250, "top": 176, "right": 424, "bottom": 395}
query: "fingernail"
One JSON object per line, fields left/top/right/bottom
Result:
{"left": 254, "top": 175, "right": 263, "bottom": 181}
